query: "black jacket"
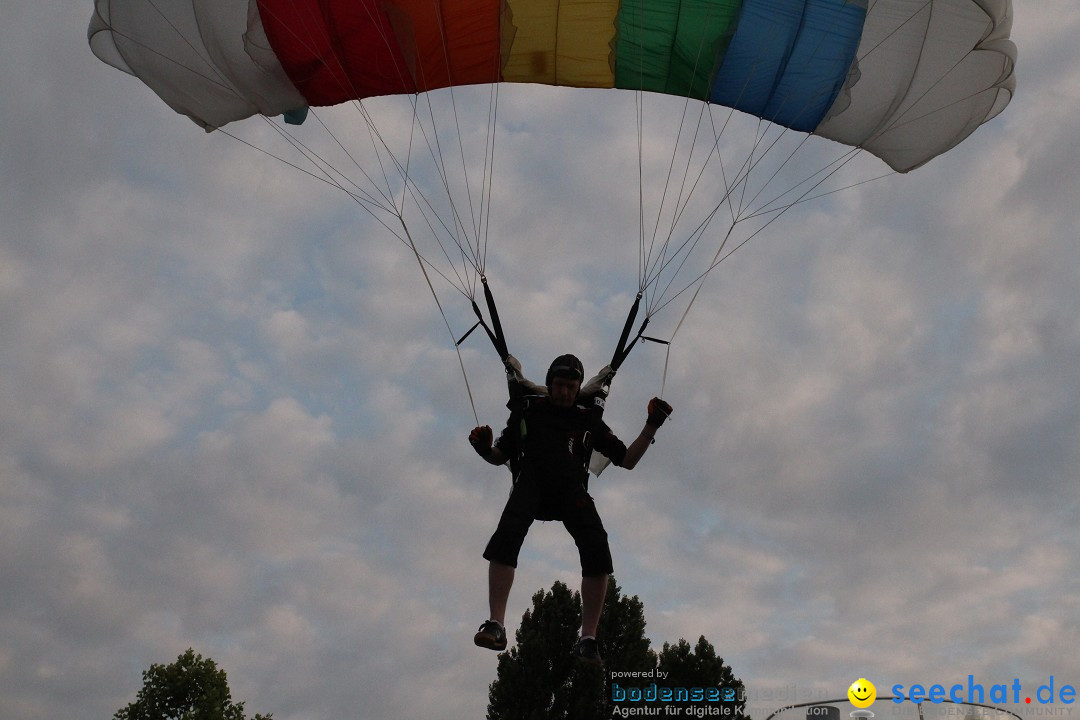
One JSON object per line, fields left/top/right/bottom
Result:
{"left": 494, "top": 395, "right": 628, "bottom": 484}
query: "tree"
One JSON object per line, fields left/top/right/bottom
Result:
{"left": 113, "top": 648, "right": 272, "bottom": 720}
{"left": 487, "top": 578, "right": 655, "bottom": 720}
{"left": 658, "top": 636, "right": 747, "bottom": 715}
{"left": 486, "top": 577, "right": 747, "bottom": 720}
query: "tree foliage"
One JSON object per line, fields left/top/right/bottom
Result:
{"left": 659, "top": 636, "right": 747, "bottom": 711}
{"left": 486, "top": 580, "right": 607, "bottom": 720}
{"left": 486, "top": 577, "right": 747, "bottom": 720}
{"left": 113, "top": 648, "right": 272, "bottom": 720}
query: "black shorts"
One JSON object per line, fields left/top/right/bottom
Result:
{"left": 483, "top": 473, "right": 613, "bottom": 576}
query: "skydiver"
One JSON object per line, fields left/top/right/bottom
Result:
{"left": 468, "top": 354, "right": 672, "bottom": 668}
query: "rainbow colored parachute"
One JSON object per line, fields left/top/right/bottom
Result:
{"left": 90, "top": 0, "right": 1015, "bottom": 172}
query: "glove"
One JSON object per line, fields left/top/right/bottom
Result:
{"left": 469, "top": 425, "right": 494, "bottom": 457}
{"left": 646, "top": 398, "right": 672, "bottom": 428}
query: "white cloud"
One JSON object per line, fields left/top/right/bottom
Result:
{"left": 3, "top": 4, "right": 1080, "bottom": 720}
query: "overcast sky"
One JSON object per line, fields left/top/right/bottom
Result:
{"left": 3, "top": 3, "right": 1079, "bottom": 719}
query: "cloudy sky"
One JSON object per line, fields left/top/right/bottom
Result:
{"left": 3, "top": 3, "right": 1079, "bottom": 719}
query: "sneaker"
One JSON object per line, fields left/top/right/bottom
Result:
{"left": 574, "top": 636, "right": 603, "bottom": 667}
{"left": 474, "top": 620, "right": 507, "bottom": 651}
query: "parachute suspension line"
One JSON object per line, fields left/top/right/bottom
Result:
{"left": 639, "top": 0, "right": 734, "bottom": 313}
{"left": 307, "top": 0, "right": 487, "bottom": 301}
{"left": 332, "top": 93, "right": 482, "bottom": 300}
{"left": 643, "top": 93, "right": 716, "bottom": 310}
{"left": 478, "top": 19, "right": 505, "bottom": 282}
{"left": 642, "top": 27, "right": 879, "bottom": 319}
{"left": 238, "top": 14, "right": 482, "bottom": 299}
{"left": 787, "top": 169, "right": 898, "bottom": 208}
{"left": 350, "top": 0, "right": 463, "bottom": 240}
{"left": 636, "top": 99, "right": 759, "bottom": 314}
{"left": 640, "top": 90, "right": 695, "bottom": 290}
{"left": 651, "top": 145, "right": 864, "bottom": 321}
{"left": 645, "top": 193, "right": 734, "bottom": 315}
{"left": 263, "top": 0, "right": 505, "bottom": 407}
{"left": 620, "top": 6, "right": 725, "bottom": 384}
{"left": 366, "top": 0, "right": 503, "bottom": 300}
{"left": 131, "top": 0, "right": 404, "bottom": 237}
{"left": 221, "top": 121, "right": 485, "bottom": 422}
{"left": 218, "top": 124, "right": 399, "bottom": 236}
{"left": 725, "top": 19, "right": 867, "bottom": 221}
{"left": 628, "top": 0, "right": 649, "bottom": 297}
{"left": 290, "top": 0, "right": 431, "bottom": 224}
{"left": 438, "top": 71, "right": 485, "bottom": 273}
{"left": 626, "top": 1, "right": 727, "bottom": 330}
{"left": 240, "top": 99, "right": 487, "bottom": 304}
{"left": 840, "top": 0, "right": 982, "bottom": 150}
{"left": 417, "top": 89, "right": 481, "bottom": 274}
{"left": 710, "top": 106, "right": 741, "bottom": 228}
{"left": 660, "top": 101, "right": 724, "bottom": 252}
{"left": 424, "top": 0, "right": 488, "bottom": 272}
{"left": 739, "top": 127, "right": 828, "bottom": 219}
{"left": 335, "top": 98, "right": 479, "bottom": 298}
{"left": 718, "top": 147, "right": 865, "bottom": 272}
{"left": 715, "top": 45, "right": 883, "bottom": 224}
{"left": 394, "top": 82, "right": 504, "bottom": 301}
{"left": 241, "top": 3, "right": 431, "bottom": 232}
{"left": 635, "top": 88, "right": 706, "bottom": 310}
{"left": 145, "top": 0, "right": 500, "bottom": 420}
{"left": 233, "top": 116, "right": 484, "bottom": 302}
{"left": 436, "top": 81, "right": 500, "bottom": 300}
{"left": 739, "top": 146, "right": 866, "bottom": 221}
{"left": 260, "top": 112, "right": 425, "bottom": 235}
{"left": 477, "top": 83, "right": 500, "bottom": 280}
{"left": 402, "top": 90, "right": 481, "bottom": 281}
{"left": 707, "top": 61, "right": 776, "bottom": 223}
{"left": 733, "top": 117, "right": 777, "bottom": 218}
{"left": 403, "top": 76, "right": 502, "bottom": 300}
{"left": 735, "top": 118, "right": 782, "bottom": 218}
{"left": 375, "top": 22, "right": 511, "bottom": 408}
{"left": 304, "top": 109, "right": 399, "bottom": 214}
{"left": 649, "top": 132, "right": 868, "bottom": 394}
{"left": 636, "top": 21, "right": 784, "bottom": 320}
{"left": 655, "top": 219, "right": 736, "bottom": 397}
{"left": 400, "top": 95, "right": 479, "bottom": 286}
{"left": 356, "top": 101, "right": 413, "bottom": 215}
{"left": 643, "top": 137, "right": 869, "bottom": 324}
{"left": 641, "top": 97, "right": 733, "bottom": 310}
{"left": 635, "top": 20, "right": 730, "bottom": 304}
{"left": 399, "top": 216, "right": 483, "bottom": 425}
{"left": 636, "top": 90, "right": 648, "bottom": 295}
{"left": 136, "top": 0, "right": 483, "bottom": 304}
{"left": 642, "top": 101, "right": 747, "bottom": 304}
{"left": 132, "top": 0, "right": 238, "bottom": 93}
{"left": 387, "top": 1, "right": 498, "bottom": 294}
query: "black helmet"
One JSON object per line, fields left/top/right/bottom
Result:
{"left": 545, "top": 354, "right": 584, "bottom": 390}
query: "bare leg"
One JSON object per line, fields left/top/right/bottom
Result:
{"left": 488, "top": 561, "right": 515, "bottom": 626}
{"left": 580, "top": 574, "right": 608, "bottom": 637}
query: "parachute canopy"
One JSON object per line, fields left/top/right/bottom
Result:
{"left": 90, "top": 0, "right": 1015, "bottom": 172}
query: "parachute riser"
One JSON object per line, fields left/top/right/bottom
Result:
{"left": 453, "top": 274, "right": 530, "bottom": 403}
{"left": 481, "top": 275, "right": 509, "bottom": 361}
{"left": 579, "top": 292, "right": 646, "bottom": 478}
{"left": 454, "top": 274, "right": 509, "bottom": 361}
{"left": 610, "top": 293, "right": 643, "bottom": 371}
{"left": 609, "top": 292, "right": 668, "bottom": 373}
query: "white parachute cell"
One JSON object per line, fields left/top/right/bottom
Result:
{"left": 818, "top": 0, "right": 1016, "bottom": 172}
{"left": 87, "top": 0, "right": 304, "bottom": 130}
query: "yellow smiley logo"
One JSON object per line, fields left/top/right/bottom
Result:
{"left": 848, "top": 678, "right": 877, "bottom": 708}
